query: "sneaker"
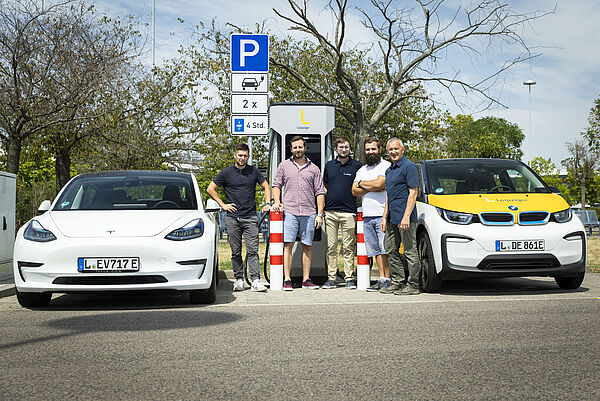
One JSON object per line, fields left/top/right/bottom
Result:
{"left": 380, "top": 283, "right": 404, "bottom": 294}
{"left": 395, "top": 285, "right": 420, "bottom": 295}
{"left": 345, "top": 280, "right": 357, "bottom": 290}
{"left": 251, "top": 279, "right": 267, "bottom": 292}
{"left": 233, "top": 279, "right": 244, "bottom": 292}
{"left": 283, "top": 280, "right": 293, "bottom": 291}
{"left": 302, "top": 279, "right": 319, "bottom": 290}
{"left": 322, "top": 279, "right": 336, "bottom": 289}
{"left": 366, "top": 280, "right": 383, "bottom": 292}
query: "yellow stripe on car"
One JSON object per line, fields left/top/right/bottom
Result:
{"left": 428, "top": 193, "right": 569, "bottom": 214}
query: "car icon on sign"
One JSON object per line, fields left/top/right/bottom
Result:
{"left": 241, "top": 76, "right": 264, "bottom": 90}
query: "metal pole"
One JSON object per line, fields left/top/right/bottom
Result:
{"left": 528, "top": 86, "right": 532, "bottom": 160}
{"left": 523, "top": 80, "right": 536, "bottom": 161}
{"left": 152, "top": 0, "right": 156, "bottom": 66}
{"left": 248, "top": 136, "right": 253, "bottom": 166}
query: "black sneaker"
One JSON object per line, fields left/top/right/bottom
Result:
{"left": 345, "top": 280, "right": 357, "bottom": 290}
{"left": 283, "top": 280, "right": 293, "bottom": 291}
{"left": 366, "top": 280, "right": 382, "bottom": 292}
{"left": 322, "top": 279, "right": 336, "bottom": 289}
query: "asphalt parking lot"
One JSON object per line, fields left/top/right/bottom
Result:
{"left": 1, "top": 273, "right": 599, "bottom": 400}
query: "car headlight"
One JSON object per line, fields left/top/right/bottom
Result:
{"left": 23, "top": 220, "right": 57, "bottom": 242}
{"left": 553, "top": 208, "right": 572, "bottom": 223}
{"left": 436, "top": 207, "right": 474, "bottom": 225}
{"left": 165, "top": 218, "right": 204, "bottom": 241}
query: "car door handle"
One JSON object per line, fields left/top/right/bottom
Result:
{"left": 2, "top": 216, "right": 6, "bottom": 230}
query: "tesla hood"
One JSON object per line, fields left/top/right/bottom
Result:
{"left": 49, "top": 210, "right": 196, "bottom": 238}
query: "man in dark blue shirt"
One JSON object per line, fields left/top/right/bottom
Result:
{"left": 380, "top": 138, "right": 420, "bottom": 295}
{"left": 207, "top": 143, "right": 271, "bottom": 292}
{"left": 322, "top": 137, "right": 362, "bottom": 289}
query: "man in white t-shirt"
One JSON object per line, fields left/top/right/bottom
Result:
{"left": 352, "top": 137, "right": 391, "bottom": 291}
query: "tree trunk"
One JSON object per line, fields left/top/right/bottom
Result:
{"left": 55, "top": 150, "right": 72, "bottom": 190}
{"left": 353, "top": 125, "right": 371, "bottom": 164}
{"left": 5, "top": 137, "right": 22, "bottom": 175}
{"left": 581, "top": 178, "right": 586, "bottom": 210}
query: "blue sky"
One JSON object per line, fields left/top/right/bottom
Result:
{"left": 92, "top": 0, "right": 600, "bottom": 166}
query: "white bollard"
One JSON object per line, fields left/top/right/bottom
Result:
{"left": 356, "top": 207, "right": 370, "bottom": 290}
{"left": 269, "top": 210, "right": 284, "bottom": 290}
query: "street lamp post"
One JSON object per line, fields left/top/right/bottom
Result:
{"left": 523, "top": 80, "right": 536, "bottom": 161}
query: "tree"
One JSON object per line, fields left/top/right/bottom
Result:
{"left": 445, "top": 115, "right": 524, "bottom": 159}
{"left": 583, "top": 96, "right": 600, "bottom": 151}
{"left": 528, "top": 156, "right": 573, "bottom": 204}
{"left": 562, "top": 139, "right": 600, "bottom": 209}
{"left": 0, "top": 0, "right": 142, "bottom": 181}
{"left": 272, "top": 0, "right": 547, "bottom": 161}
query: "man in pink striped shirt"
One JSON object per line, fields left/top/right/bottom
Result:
{"left": 272, "top": 136, "right": 326, "bottom": 290}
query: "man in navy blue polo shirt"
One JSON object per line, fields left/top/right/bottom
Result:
{"left": 322, "top": 137, "right": 362, "bottom": 289}
{"left": 207, "top": 143, "right": 272, "bottom": 292}
{"left": 380, "top": 138, "right": 421, "bottom": 295}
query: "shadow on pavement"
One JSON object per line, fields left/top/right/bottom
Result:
{"left": 0, "top": 309, "right": 242, "bottom": 351}
{"left": 34, "top": 279, "right": 237, "bottom": 311}
{"left": 438, "top": 276, "right": 589, "bottom": 296}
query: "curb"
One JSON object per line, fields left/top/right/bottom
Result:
{"left": 0, "top": 284, "right": 15, "bottom": 298}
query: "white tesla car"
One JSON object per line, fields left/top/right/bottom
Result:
{"left": 13, "top": 170, "right": 219, "bottom": 307}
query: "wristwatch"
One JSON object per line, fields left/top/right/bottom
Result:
{"left": 357, "top": 180, "right": 363, "bottom": 188}
{"left": 265, "top": 202, "right": 271, "bottom": 206}
{"left": 317, "top": 214, "right": 324, "bottom": 218}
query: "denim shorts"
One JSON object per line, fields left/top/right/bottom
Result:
{"left": 283, "top": 212, "right": 316, "bottom": 246}
{"left": 363, "top": 216, "right": 386, "bottom": 257}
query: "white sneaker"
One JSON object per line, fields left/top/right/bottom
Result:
{"left": 251, "top": 279, "right": 267, "bottom": 292}
{"left": 233, "top": 279, "right": 244, "bottom": 291}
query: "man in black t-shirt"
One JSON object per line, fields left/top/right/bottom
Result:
{"left": 207, "top": 143, "right": 272, "bottom": 292}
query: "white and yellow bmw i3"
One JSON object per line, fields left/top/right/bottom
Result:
{"left": 13, "top": 170, "right": 219, "bottom": 307}
{"left": 416, "top": 158, "right": 586, "bottom": 292}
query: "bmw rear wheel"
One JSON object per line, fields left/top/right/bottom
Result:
{"left": 418, "top": 231, "right": 442, "bottom": 293}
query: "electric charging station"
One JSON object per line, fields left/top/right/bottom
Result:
{"left": 268, "top": 103, "right": 335, "bottom": 283}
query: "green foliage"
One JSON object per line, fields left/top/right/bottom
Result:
{"left": 528, "top": 156, "right": 574, "bottom": 204}
{"left": 583, "top": 96, "right": 600, "bottom": 151}
{"left": 445, "top": 115, "right": 524, "bottom": 159}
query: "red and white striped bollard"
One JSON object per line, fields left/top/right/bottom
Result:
{"left": 269, "top": 210, "right": 284, "bottom": 290}
{"left": 356, "top": 207, "right": 370, "bottom": 290}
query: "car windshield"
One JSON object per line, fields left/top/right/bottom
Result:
{"left": 53, "top": 173, "right": 197, "bottom": 210}
{"left": 425, "top": 159, "right": 549, "bottom": 195}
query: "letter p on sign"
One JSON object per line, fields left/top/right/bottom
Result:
{"left": 230, "top": 34, "right": 269, "bottom": 72}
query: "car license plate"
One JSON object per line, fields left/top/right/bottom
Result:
{"left": 495, "top": 240, "right": 545, "bottom": 252}
{"left": 77, "top": 257, "right": 140, "bottom": 272}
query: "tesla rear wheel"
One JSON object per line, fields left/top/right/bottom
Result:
{"left": 418, "top": 232, "right": 442, "bottom": 293}
{"left": 554, "top": 272, "right": 585, "bottom": 290}
{"left": 190, "top": 264, "right": 217, "bottom": 304}
{"left": 16, "top": 290, "right": 51, "bottom": 307}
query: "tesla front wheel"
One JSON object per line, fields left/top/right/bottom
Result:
{"left": 190, "top": 264, "right": 217, "bottom": 304}
{"left": 16, "top": 290, "right": 52, "bottom": 307}
{"left": 418, "top": 232, "right": 442, "bottom": 293}
{"left": 554, "top": 272, "right": 585, "bottom": 290}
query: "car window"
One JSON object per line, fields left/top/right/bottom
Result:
{"left": 426, "top": 160, "right": 548, "bottom": 195}
{"left": 54, "top": 174, "right": 197, "bottom": 210}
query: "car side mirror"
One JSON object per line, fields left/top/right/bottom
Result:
{"left": 205, "top": 199, "right": 221, "bottom": 212}
{"left": 37, "top": 200, "right": 52, "bottom": 214}
{"left": 547, "top": 186, "right": 561, "bottom": 194}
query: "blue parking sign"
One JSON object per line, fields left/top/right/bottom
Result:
{"left": 230, "top": 34, "right": 269, "bottom": 72}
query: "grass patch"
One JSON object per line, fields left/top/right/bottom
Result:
{"left": 218, "top": 240, "right": 268, "bottom": 271}
{"left": 588, "top": 236, "right": 600, "bottom": 273}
